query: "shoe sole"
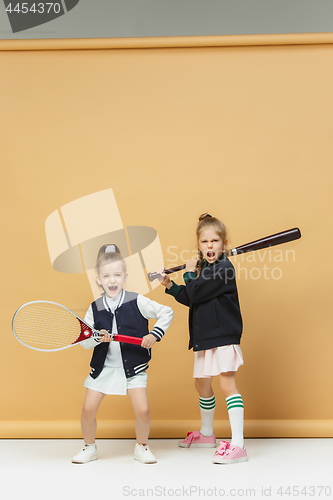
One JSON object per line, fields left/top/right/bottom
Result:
{"left": 134, "top": 456, "right": 157, "bottom": 464}
{"left": 71, "top": 458, "right": 98, "bottom": 464}
{"left": 178, "top": 443, "right": 216, "bottom": 448}
{"left": 212, "top": 456, "right": 248, "bottom": 464}
{"left": 71, "top": 455, "right": 98, "bottom": 464}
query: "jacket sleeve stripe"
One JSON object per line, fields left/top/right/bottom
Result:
{"left": 150, "top": 326, "right": 164, "bottom": 341}
{"left": 134, "top": 362, "right": 149, "bottom": 374}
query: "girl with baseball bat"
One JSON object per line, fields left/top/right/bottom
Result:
{"left": 158, "top": 214, "right": 248, "bottom": 464}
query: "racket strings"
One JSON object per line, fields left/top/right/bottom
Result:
{"left": 13, "top": 303, "right": 85, "bottom": 350}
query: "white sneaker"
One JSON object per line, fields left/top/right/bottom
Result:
{"left": 134, "top": 443, "right": 157, "bottom": 464}
{"left": 71, "top": 444, "right": 98, "bottom": 464}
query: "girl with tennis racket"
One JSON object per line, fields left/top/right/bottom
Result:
{"left": 158, "top": 214, "right": 248, "bottom": 464}
{"left": 72, "top": 245, "right": 173, "bottom": 464}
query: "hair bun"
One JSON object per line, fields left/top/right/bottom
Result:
{"left": 96, "top": 244, "right": 121, "bottom": 261}
{"left": 198, "top": 213, "right": 212, "bottom": 221}
{"left": 105, "top": 244, "right": 120, "bottom": 254}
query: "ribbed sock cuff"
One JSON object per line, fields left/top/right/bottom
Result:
{"left": 199, "top": 394, "right": 216, "bottom": 410}
{"left": 226, "top": 394, "right": 244, "bottom": 411}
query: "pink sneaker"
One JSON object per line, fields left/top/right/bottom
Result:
{"left": 178, "top": 431, "right": 216, "bottom": 448}
{"left": 212, "top": 441, "right": 248, "bottom": 464}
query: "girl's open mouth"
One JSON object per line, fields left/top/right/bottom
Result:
{"left": 109, "top": 286, "right": 118, "bottom": 292}
{"left": 207, "top": 251, "right": 215, "bottom": 259}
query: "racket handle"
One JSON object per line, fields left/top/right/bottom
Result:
{"left": 113, "top": 334, "right": 143, "bottom": 346}
{"left": 96, "top": 331, "right": 143, "bottom": 346}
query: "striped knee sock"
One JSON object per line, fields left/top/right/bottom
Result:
{"left": 199, "top": 395, "right": 215, "bottom": 437}
{"left": 226, "top": 393, "right": 244, "bottom": 449}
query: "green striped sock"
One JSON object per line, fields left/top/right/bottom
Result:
{"left": 199, "top": 395, "right": 215, "bottom": 437}
{"left": 199, "top": 395, "right": 216, "bottom": 410}
{"left": 226, "top": 394, "right": 244, "bottom": 411}
{"left": 226, "top": 393, "right": 244, "bottom": 449}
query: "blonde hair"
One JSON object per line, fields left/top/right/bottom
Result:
{"left": 95, "top": 245, "right": 126, "bottom": 292}
{"left": 196, "top": 213, "right": 228, "bottom": 269}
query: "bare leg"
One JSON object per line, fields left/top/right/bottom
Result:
{"left": 194, "top": 377, "right": 214, "bottom": 398}
{"left": 81, "top": 389, "right": 105, "bottom": 444}
{"left": 127, "top": 387, "right": 150, "bottom": 444}
{"left": 219, "top": 371, "right": 239, "bottom": 397}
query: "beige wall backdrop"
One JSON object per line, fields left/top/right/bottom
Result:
{"left": 1, "top": 35, "right": 332, "bottom": 438}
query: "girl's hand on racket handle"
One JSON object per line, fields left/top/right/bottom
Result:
{"left": 156, "top": 267, "right": 172, "bottom": 289}
{"left": 141, "top": 333, "right": 157, "bottom": 349}
{"left": 99, "top": 329, "right": 113, "bottom": 342}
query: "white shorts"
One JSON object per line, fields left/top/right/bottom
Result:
{"left": 84, "top": 366, "right": 147, "bottom": 395}
{"left": 193, "top": 345, "right": 244, "bottom": 378}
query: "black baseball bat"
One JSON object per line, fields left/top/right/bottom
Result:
{"left": 148, "top": 227, "right": 301, "bottom": 281}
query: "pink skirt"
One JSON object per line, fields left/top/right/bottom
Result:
{"left": 193, "top": 345, "right": 244, "bottom": 378}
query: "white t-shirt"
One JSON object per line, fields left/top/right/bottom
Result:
{"left": 103, "top": 294, "right": 123, "bottom": 367}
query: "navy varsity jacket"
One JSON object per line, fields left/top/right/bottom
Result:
{"left": 83, "top": 291, "right": 173, "bottom": 379}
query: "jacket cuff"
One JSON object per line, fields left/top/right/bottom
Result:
{"left": 92, "top": 331, "right": 101, "bottom": 344}
{"left": 183, "top": 271, "right": 197, "bottom": 284}
{"left": 165, "top": 281, "right": 181, "bottom": 298}
{"left": 150, "top": 326, "right": 165, "bottom": 342}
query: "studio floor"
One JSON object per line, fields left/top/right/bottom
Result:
{"left": 1, "top": 439, "right": 332, "bottom": 500}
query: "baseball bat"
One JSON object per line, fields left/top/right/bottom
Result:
{"left": 147, "top": 227, "right": 301, "bottom": 282}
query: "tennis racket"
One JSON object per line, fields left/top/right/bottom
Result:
{"left": 12, "top": 300, "right": 143, "bottom": 352}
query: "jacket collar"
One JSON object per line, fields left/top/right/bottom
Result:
{"left": 102, "top": 289, "right": 125, "bottom": 312}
